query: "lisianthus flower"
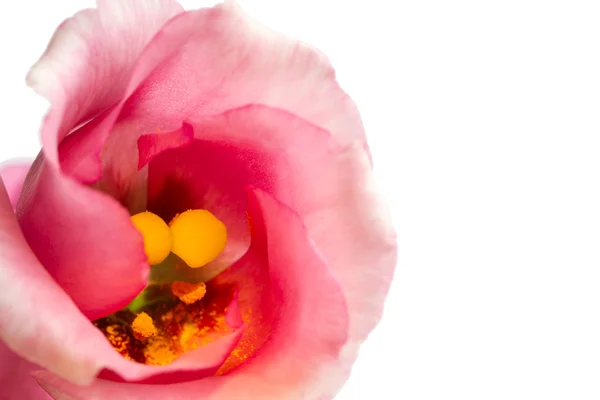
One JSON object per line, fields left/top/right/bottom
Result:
{"left": 0, "top": 1, "right": 397, "bottom": 399}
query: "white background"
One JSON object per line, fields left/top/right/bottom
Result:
{"left": 2, "top": 1, "right": 600, "bottom": 399}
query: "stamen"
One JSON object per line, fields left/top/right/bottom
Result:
{"left": 171, "top": 281, "right": 207, "bottom": 305}
{"left": 131, "top": 312, "right": 157, "bottom": 340}
{"left": 169, "top": 210, "right": 227, "bottom": 268}
{"left": 130, "top": 211, "right": 172, "bottom": 265}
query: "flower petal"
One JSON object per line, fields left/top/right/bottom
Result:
{"left": 0, "top": 160, "right": 31, "bottom": 209}
{"left": 196, "top": 109, "right": 396, "bottom": 364}
{"left": 27, "top": 0, "right": 184, "bottom": 168}
{"left": 74, "top": 1, "right": 366, "bottom": 207}
{"left": 302, "top": 145, "right": 397, "bottom": 362}
{"left": 34, "top": 188, "right": 350, "bottom": 399}
{"left": 17, "top": 154, "right": 149, "bottom": 321}
{"left": 0, "top": 343, "right": 50, "bottom": 400}
{"left": 212, "top": 188, "right": 350, "bottom": 393}
{"left": 117, "top": 1, "right": 365, "bottom": 146}
{"left": 143, "top": 105, "right": 349, "bottom": 280}
{"left": 0, "top": 177, "right": 126, "bottom": 386}
{"left": 18, "top": 0, "right": 184, "bottom": 320}
{"left": 144, "top": 105, "right": 396, "bottom": 356}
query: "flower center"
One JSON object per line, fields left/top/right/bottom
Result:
{"left": 94, "top": 209, "right": 231, "bottom": 366}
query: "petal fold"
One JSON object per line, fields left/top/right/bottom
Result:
{"left": 74, "top": 1, "right": 366, "bottom": 206}
{"left": 17, "top": 155, "right": 149, "bottom": 321}
{"left": 0, "top": 178, "right": 124, "bottom": 386}
{"left": 0, "top": 343, "right": 50, "bottom": 400}
{"left": 0, "top": 160, "right": 31, "bottom": 209}
{"left": 27, "top": 0, "right": 184, "bottom": 167}
{"left": 19, "top": 0, "right": 184, "bottom": 319}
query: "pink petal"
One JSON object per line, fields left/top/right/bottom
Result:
{"left": 0, "top": 160, "right": 31, "bottom": 210}
{"left": 144, "top": 105, "right": 397, "bottom": 357}
{"left": 118, "top": 1, "right": 365, "bottom": 146}
{"left": 0, "top": 178, "right": 126, "bottom": 386}
{"left": 143, "top": 105, "right": 349, "bottom": 280}
{"left": 27, "top": 0, "right": 184, "bottom": 168}
{"left": 19, "top": 0, "right": 184, "bottom": 320}
{"left": 302, "top": 144, "right": 397, "bottom": 361}
{"left": 0, "top": 343, "right": 50, "bottom": 400}
{"left": 212, "top": 189, "right": 350, "bottom": 389}
{"left": 35, "top": 188, "right": 350, "bottom": 399}
{"left": 17, "top": 155, "right": 149, "bottom": 321}
{"left": 72, "top": 1, "right": 366, "bottom": 207}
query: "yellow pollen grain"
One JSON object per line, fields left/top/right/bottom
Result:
{"left": 171, "top": 281, "right": 207, "bottom": 305}
{"left": 132, "top": 312, "right": 157, "bottom": 340}
{"left": 169, "top": 209, "right": 227, "bottom": 268}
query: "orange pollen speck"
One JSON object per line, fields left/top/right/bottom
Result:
{"left": 105, "top": 324, "right": 132, "bottom": 359}
{"left": 172, "top": 281, "right": 207, "bottom": 305}
{"left": 132, "top": 312, "right": 157, "bottom": 340}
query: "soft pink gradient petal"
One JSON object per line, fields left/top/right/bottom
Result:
{"left": 0, "top": 343, "right": 50, "bottom": 400}
{"left": 35, "top": 189, "right": 350, "bottom": 400}
{"left": 17, "top": 154, "right": 148, "bottom": 321}
{"left": 18, "top": 0, "right": 184, "bottom": 320}
{"left": 211, "top": 189, "right": 349, "bottom": 397}
{"left": 0, "top": 177, "right": 131, "bottom": 386}
{"left": 302, "top": 144, "right": 397, "bottom": 385}
{"left": 118, "top": 1, "right": 365, "bottom": 145}
{"left": 65, "top": 1, "right": 365, "bottom": 208}
{"left": 144, "top": 105, "right": 397, "bottom": 360}
{"left": 0, "top": 161, "right": 31, "bottom": 209}
{"left": 27, "top": 0, "right": 184, "bottom": 168}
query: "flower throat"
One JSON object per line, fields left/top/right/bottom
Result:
{"left": 94, "top": 209, "right": 231, "bottom": 366}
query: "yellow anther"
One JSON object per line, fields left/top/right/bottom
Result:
{"left": 171, "top": 281, "right": 207, "bottom": 305}
{"left": 131, "top": 312, "right": 157, "bottom": 340}
{"left": 169, "top": 210, "right": 227, "bottom": 268}
{"left": 130, "top": 211, "right": 172, "bottom": 265}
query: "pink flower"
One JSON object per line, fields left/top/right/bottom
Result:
{"left": 0, "top": 1, "right": 396, "bottom": 399}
